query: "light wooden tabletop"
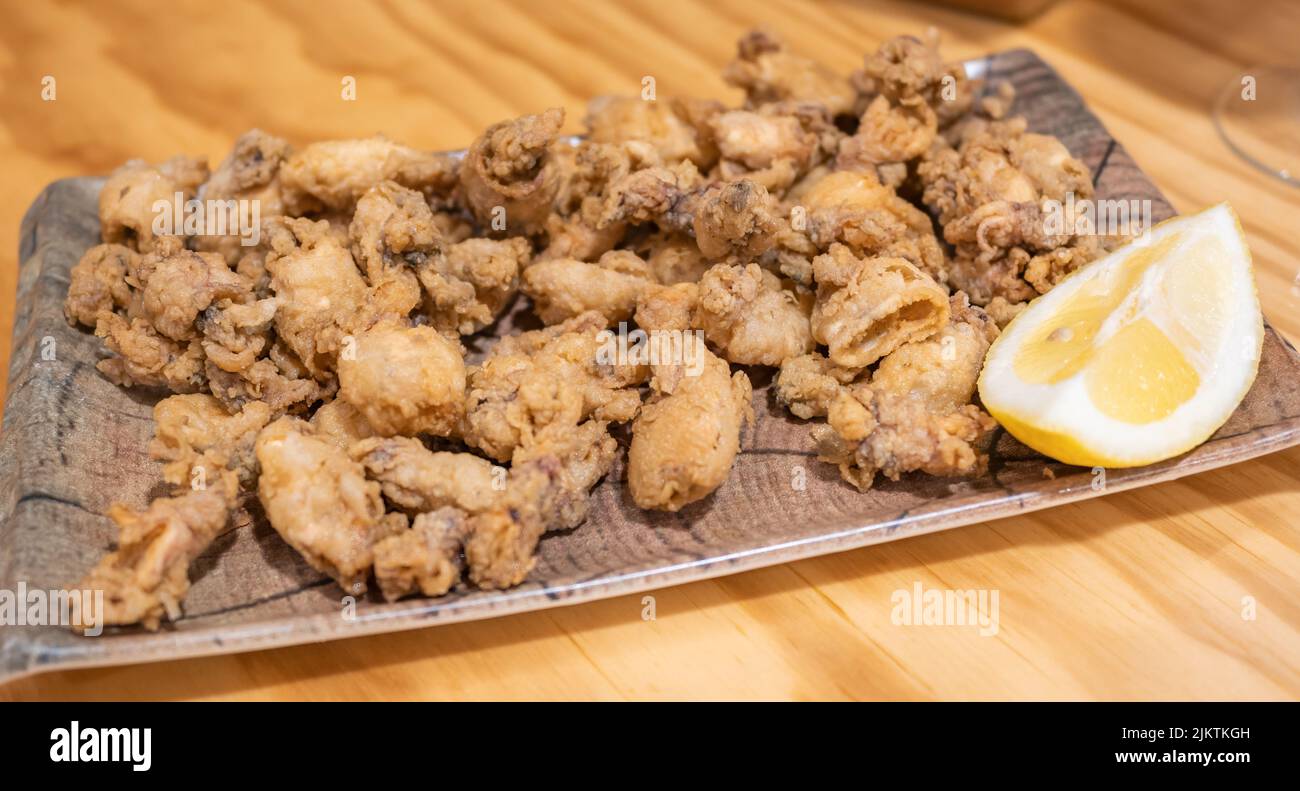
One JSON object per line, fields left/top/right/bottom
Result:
{"left": 1, "top": 0, "right": 1297, "bottom": 701}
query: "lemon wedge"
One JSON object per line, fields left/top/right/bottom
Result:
{"left": 978, "top": 203, "right": 1262, "bottom": 467}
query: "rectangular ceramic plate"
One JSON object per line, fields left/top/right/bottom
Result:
{"left": 3, "top": 49, "right": 1299, "bottom": 683}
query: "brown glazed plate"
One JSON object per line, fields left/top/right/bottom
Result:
{"left": 3, "top": 49, "right": 1299, "bottom": 683}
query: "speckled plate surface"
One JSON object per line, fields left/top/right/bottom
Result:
{"left": 3, "top": 49, "right": 1299, "bottom": 683}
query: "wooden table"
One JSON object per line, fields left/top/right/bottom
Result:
{"left": 2, "top": 0, "right": 1297, "bottom": 701}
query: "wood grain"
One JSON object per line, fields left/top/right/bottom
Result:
{"left": 1, "top": 0, "right": 1299, "bottom": 700}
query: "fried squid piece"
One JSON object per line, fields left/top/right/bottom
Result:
{"left": 372, "top": 508, "right": 469, "bottom": 601}
{"left": 521, "top": 249, "right": 654, "bottom": 325}
{"left": 138, "top": 247, "right": 251, "bottom": 342}
{"left": 628, "top": 229, "right": 713, "bottom": 284}
{"left": 540, "top": 140, "right": 651, "bottom": 261}
{"left": 205, "top": 356, "right": 324, "bottom": 416}
{"left": 64, "top": 243, "right": 136, "bottom": 327}
{"left": 309, "top": 398, "right": 376, "bottom": 450}
{"left": 99, "top": 155, "right": 209, "bottom": 253}
{"left": 722, "top": 29, "right": 856, "bottom": 117}
{"left": 336, "top": 322, "right": 466, "bottom": 437}
{"left": 918, "top": 118, "right": 1103, "bottom": 304}
{"left": 584, "top": 95, "right": 720, "bottom": 169}
{"left": 850, "top": 29, "right": 975, "bottom": 130}
{"left": 76, "top": 473, "right": 239, "bottom": 631}
{"left": 197, "top": 297, "right": 277, "bottom": 374}
{"left": 628, "top": 339, "right": 753, "bottom": 511}
{"left": 417, "top": 237, "right": 528, "bottom": 335}
{"left": 462, "top": 311, "right": 646, "bottom": 462}
{"left": 598, "top": 160, "right": 703, "bottom": 229}
{"left": 709, "top": 102, "right": 839, "bottom": 195}
{"left": 94, "top": 313, "right": 206, "bottom": 392}
{"left": 465, "top": 421, "right": 618, "bottom": 588}
{"left": 459, "top": 107, "right": 565, "bottom": 236}
{"left": 697, "top": 263, "right": 815, "bottom": 366}
{"left": 279, "top": 135, "right": 458, "bottom": 215}
{"left": 461, "top": 459, "right": 558, "bottom": 589}
{"left": 348, "top": 180, "right": 439, "bottom": 322}
{"left": 810, "top": 244, "right": 949, "bottom": 368}
{"left": 688, "top": 179, "right": 781, "bottom": 261}
{"left": 264, "top": 217, "right": 368, "bottom": 378}
{"left": 985, "top": 295, "right": 1028, "bottom": 329}
{"left": 635, "top": 281, "right": 700, "bottom": 333}
{"left": 510, "top": 417, "right": 618, "bottom": 531}
{"left": 837, "top": 92, "right": 936, "bottom": 170}
{"left": 837, "top": 34, "right": 965, "bottom": 171}
{"left": 783, "top": 169, "right": 946, "bottom": 283}
{"left": 775, "top": 352, "right": 862, "bottom": 419}
{"left": 350, "top": 436, "right": 500, "bottom": 513}
{"left": 195, "top": 129, "right": 292, "bottom": 264}
{"left": 149, "top": 394, "right": 272, "bottom": 490}
{"left": 812, "top": 294, "right": 999, "bottom": 489}
{"left": 605, "top": 176, "right": 780, "bottom": 262}
{"left": 255, "top": 417, "right": 391, "bottom": 593}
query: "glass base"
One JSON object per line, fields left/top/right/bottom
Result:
{"left": 1214, "top": 66, "right": 1300, "bottom": 187}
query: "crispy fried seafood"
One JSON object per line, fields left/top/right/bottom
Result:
{"left": 918, "top": 117, "right": 1119, "bottom": 304}
{"left": 628, "top": 338, "right": 753, "bottom": 511}
{"left": 64, "top": 27, "right": 1103, "bottom": 629}
{"left": 809, "top": 294, "right": 1000, "bottom": 489}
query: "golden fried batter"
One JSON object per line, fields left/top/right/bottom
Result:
{"left": 64, "top": 244, "right": 136, "bottom": 328}
{"left": 585, "top": 96, "right": 719, "bottom": 169}
{"left": 62, "top": 25, "right": 1113, "bottom": 627}
{"left": 723, "top": 29, "right": 856, "bottom": 116}
{"left": 372, "top": 507, "right": 468, "bottom": 601}
{"left": 462, "top": 311, "right": 646, "bottom": 462}
{"left": 628, "top": 339, "right": 753, "bottom": 511}
{"left": 139, "top": 247, "right": 251, "bottom": 342}
{"left": 76, "top": 474, "right": 238, "bottom": 631}
{"left": 336, "top": 322, "right": 466, "bottom": 437}
{"left": 197, "top": 297, "right": 277, "bottom": 375}
{"left": 540, "top": 140, "right": 646, "bottom": 261}
{"left": 629, "top": 229, "right": 713, "bottom": 285}
{"left": 466, "top": 422, "right": 617, "bottom": 588}
{"left": 775, "top": 352, "right": 861, "bottom": 419}
{"left": 309, "top": 398, "right": 376, "bottom": 450}
{"left": 255, "top": 417, "right": 388, "bottom": 593}
{"left": 348, "top": 180, "right": 438, "bottom": 322}
{"left": 205, "top": 356, "right": 324, "bottom": 416}
{"left": 810, "top": 244, "right": 949, "bottom": 368}
{"left": 697, "top": 262, "right": 815, "bottom": 366}
{"left": 710, "top": 102, "right": 838, "bottom": 194}
{"left": 264, "top": 217, "right": 368, "bottom": 378}
{"left": 351, "top": 435, "right": 500, "bottom": 513}
{"left": 94, "top": 313, "right": 207, "bottom": 392}
{"left": 786, "top": 169, "right": 946, "bottom": 283}
{"left": 521, "top": 249, "right": 654, "bottom": 325}
{"left": 460, "top": 108, "right": 565, "bottom": 236}
{"left": 598, "top": 160, "right": 703, "bottom": 229}
{"left": 280, "top": 135, "right": 458, "bottom": 215}
{"left": 635, "top": 281, "right": 700, "bottom": 333}
{"left": 149, "top": 394, "right": 271, "bottom": 490}
{"left": 99, "top": 156, "right": 208, "bottom": 253}
{"left": 417, "top": 236, "right": 528, "bottom": 335}
{"left": 689, "top": 179, "right": 781, "bottom": 261}
{"left": 195, "top": 129, "right": 292, "bottom": 264}
{"left": 918, "top": 118, "right": 1103, "bottom": 303}
{"left": 812, "top": 293, "right": 999, "bottom": 489}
